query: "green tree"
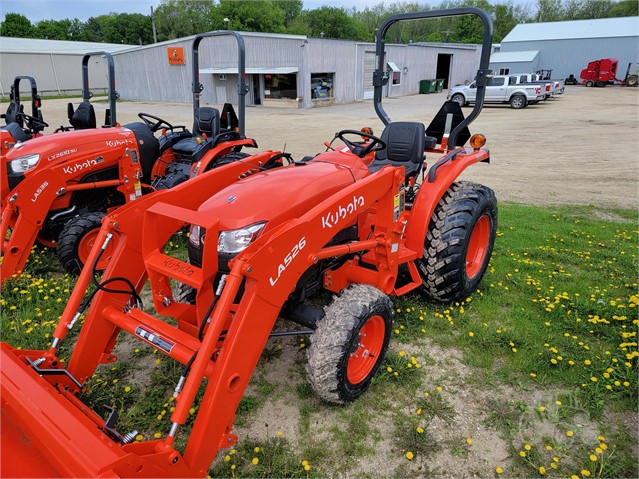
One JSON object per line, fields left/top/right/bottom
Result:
{"left": 535, "top": 0, "right": 566, "bottom": 21}
{"left": 291, "top": 6, "right": 369, "bottom": 40}
{"left": 607, "top": 0, "right": 639, "bottom": 17}
{"left": 34, "top": 19, "right": 72, "bottom": 40}
{"left": 154, "top": 0, "right": 216, "bottom": 41}
{"left": 273, "top": 0, "right": 303, "bottom": 26}
{"left": 219, "top": 0, "right": 287, "bottom": 33}
{"left": 1, "top": 12, "right": 34, "bottom": 37}
{"left": 99, "top": 13, "right": 153, "bottom": 45}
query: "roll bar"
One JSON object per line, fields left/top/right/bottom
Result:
{"left": 374, "top": 7, "right": 493, "bottom": 149}
{"left": 192, "top": 31, "right": 247, "bottom": 137}
{"left": 11, "top": 76, "right": 40, "bottom": 118}
{"left": 82, "top": 51, "right": 118, "bottom": 126}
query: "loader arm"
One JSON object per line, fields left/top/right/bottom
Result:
{"left": 1, "top": 159, "right": 406, "bottom": 477}
{"left": 0, "top": 144, "right": 142, "bottom": 284}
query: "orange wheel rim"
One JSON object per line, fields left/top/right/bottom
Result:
{"left": 347, "top": 315, "right": 385, "bottom": 384}
{"left": 466, "top": 215, "right": 490, "bottom": 278}
{"left": 78, "top": 228, "right": 114, "bottom": 270}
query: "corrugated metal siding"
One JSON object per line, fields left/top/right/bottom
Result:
{"left": 500, "top": 37, "right": 639, "bottom": 79}
{"left": 1, "top": 53, "right": 111, "bottom": 97}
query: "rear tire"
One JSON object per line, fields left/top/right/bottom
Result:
{"left": 306, "top": 284, "right": 393, "bottom": 404}
{"left": 510, "top": 95, "right": 526, "bottom": 109}
{"left": 451, "top": 93, "right": 466, "bottom": 107}
{"left": 627, "top": 75, "right": 638, "bottom": 87}
{"left": 418, "top": 181, "right": 497, "bottom": 303}
{"left": 56, "top": 212, "right": 110, "bottom": 275}
{"left": 585, "top": 80, "right": 594, "bottom": 87}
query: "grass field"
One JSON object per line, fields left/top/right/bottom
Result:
{"left": 1, "top": 202, "right": 637, "bottom": 478}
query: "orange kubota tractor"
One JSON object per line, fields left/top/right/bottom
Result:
{"left": 0, "top": 8, "right": 496, "bottom": 478}
{"left": 1, "top": 76, "right": 48, "bottom": 157}
{"left": 0, "top": 33, "right": 264, "bottom": 281}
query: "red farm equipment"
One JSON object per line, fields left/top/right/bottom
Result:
{"left": 1, "top": 8, "right": 497, "bottom": 478}
{"left": 0, "top": 33, "right": 265, "bottom": 282}
{"left": 580, "top": 58, "right": 639, "bottom": 87}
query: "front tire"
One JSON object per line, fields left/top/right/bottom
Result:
{"left": 56, "top": 212, "right": 111, "bottom": 275}
{"left": 510, "top": 95, "right": 526, "bottom": 109}
{"left": 418, "top": 181, "right": 497, "bottom": 303}
{"left": 306, "top": 284, "right": 393, "bottom": 404}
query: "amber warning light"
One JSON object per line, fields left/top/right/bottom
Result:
{"left": 469, "top": 134, "right": 486, "bottom": 150}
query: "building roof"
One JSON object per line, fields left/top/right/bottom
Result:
{"left": 490, "top": 50, "right": 539, "bottom": 63}
{"left": 503, "top": 16, "right": 639, "bottom": 42}
{"left": 0, "top": 37, "right": 135, "bottom": 54}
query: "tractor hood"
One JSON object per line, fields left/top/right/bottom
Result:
{"left": 5, "top": 127, "right": 139, "bottom": 164}
{"left": 199, "top": 158, "right": 370, "bottom": 232}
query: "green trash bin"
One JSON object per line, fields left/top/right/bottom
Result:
{"left": 435, "top": 79, "right": 444, "bottom": 92}
{"left": 419, "top": 79, "right": 433, "bottom": 94}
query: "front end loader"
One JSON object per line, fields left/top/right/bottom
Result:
{"left": 1, "top": 7, "right": 496, "bottom": 477}
{"left": 0, "top": 32, "right": 261, "bottom": 283}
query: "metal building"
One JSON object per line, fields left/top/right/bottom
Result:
{"left": 490, "top": 16, "right": 639, "bottom": 79}
{"left": 0, "top": 37, "right": 134, "bottom": 97}
{"left": 112, "top": 32, "right": 482, "bottom": 108}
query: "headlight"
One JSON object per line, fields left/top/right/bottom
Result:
{"left": 10, "top": 154, "right": 40, "bottom": 173}
{"left": 188, "top": 225, "right": 203, "bottom": 247}
{"left": 218, "top": 222, "right": 266, "bottom": 254}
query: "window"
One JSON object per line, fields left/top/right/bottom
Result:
{"left": 499, "top": 68, "right": 510, "bottom": 75}
{"left": 387, "top": 62, "right": 401, "bottom": 86}
{"left": 311, "top": 73, "right": 334, "bottom": 99}
{"left": 264, "top": 74, "right": 297, "bottom": 100}
{"left": 487, "top": 77, "right": 505, "bottom": 87}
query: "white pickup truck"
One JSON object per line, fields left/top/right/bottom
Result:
{"left": 448, "top": 75, "right": 546, "bottom": 109}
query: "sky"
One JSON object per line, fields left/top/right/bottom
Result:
{"left": 2, "top": 0, "right": 405, "bottom": 23}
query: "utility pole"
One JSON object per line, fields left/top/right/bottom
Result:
{"left": 151, "top": 6, "right": 158, "bottom": 43}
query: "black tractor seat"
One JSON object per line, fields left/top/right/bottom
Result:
{"left": 172, "top": 107, "right": 220, "bottom": 161}
{"left": 2, "top": 122, "right": 31, "bottom": 143}
{"left": 369, "top": 122, "right": 433, "bottom": 179}
{"left": 68, "top": 101, "right": 97, "bottom": 130}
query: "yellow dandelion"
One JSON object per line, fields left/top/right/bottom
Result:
{"left": 154, "top": 432, "right": 162, "bottom": 439}
{"left": 495, "top": 467, "right": 503, "bottom": 474}
{"left": 254, "top": 447, "right": 260, "bottom": 453}
{"left": 304, "top": 464, "right": 311, "bottom": 471}
{"left": 589, "top": 455, "right": 597, "bottom": 462}
{"left": 399, "top": 351, "right": 406, "bottom": 357}
{"left": 224, "top": 455, "right": 231, "bottom": 462}
{"left": 466, "top": 438, "right": 473, "bottom": 445}
{"left": 124, "top": 386, "right": 132, "bottom": 393}
{"left": 405, "top": 451, "right": 414, "bottom": 460}
{"left": 539, "top": 466, "right": 546, "bottom": 475}
{"left": 252, "top": 457, "right": 259, "bottom": 465}
{"left": 468, "top": 332, "right": 474, "bottom": 337}
{"left": 566, "top": 431, "right": 574, "bottom": 437}
{"left": 538, "top": 406, "right": 546, "bottom": 412}
{"left": 519, "top": 451, "right": 526, "bottom": 457}
{"left": 599, "top": 443, "right": 607, "bottom": 451}
{"left": 416, "top": 427, "right": 424, "bottom": 434}
{"left": 524, "top": 444, "right": 531, "bottom": 451}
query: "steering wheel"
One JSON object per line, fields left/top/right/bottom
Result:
{"left": 15, "top": 112, "right": 49, "bottom": 130}
{"left": 336, "top": 129, "right": 386, "bottom": 158}
{"left": 138, "top": 112, "right": 174, "bottom": 133}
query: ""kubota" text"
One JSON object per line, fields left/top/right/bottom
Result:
{"left": 321, "top": 195, "right": 364, "bottom": 229}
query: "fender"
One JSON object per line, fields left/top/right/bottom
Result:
{"left": 194, "top": 138, "right": 258, "bottom": 174}
{"left": 404, "top": 146, "right": 490, "bottom": 256}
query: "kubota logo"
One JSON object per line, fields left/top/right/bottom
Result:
{"left": 105, "top": 139, "right": 135, "bottom": 148}
{"left": 63, "top": 158, "right": 99, "bottom": 175}
{"left": 269, "top": 236, "right": 306, "bottom": 287}
{"left": 321, "top": 195, "right": 365, "bottom": 229}
{"left": 163, "top": 258, "right": 195, "bottom": 276}
{"left": 31, "top": 181, "right": 48, "bottom": 203}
